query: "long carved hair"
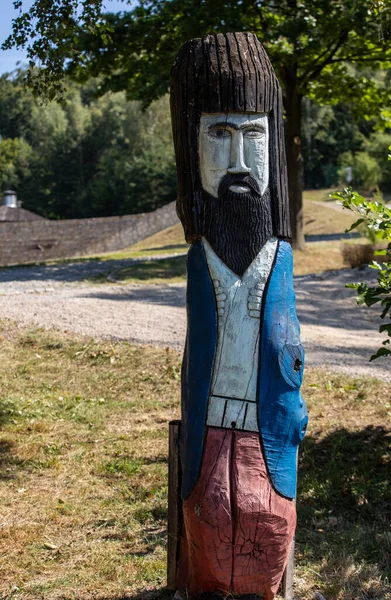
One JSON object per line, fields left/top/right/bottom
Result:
{"left": 170, "top": 32, "right": 291, "bottom": 242}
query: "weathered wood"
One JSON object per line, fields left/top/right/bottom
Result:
{"left": 170, "top": 32, "right": 291, "bottom": 244}
{"left": 281, "top": 537, "right": 295, "bottom": 600}
{"left": 167, "top": 420, "right": 181, "bottom": 591}
{"left": 176, "top": 427, "right": 297, "bottom": 596}
{"left": 169, "top": 32, "right": 308, "bottom": 600}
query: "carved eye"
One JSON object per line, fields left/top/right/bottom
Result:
{"left": 244, "top": 129, "right": 264, "bottom": 138}
{"left": 209, "top": 127, "right": 231, "bottom": 139}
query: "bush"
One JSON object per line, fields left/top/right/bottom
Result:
{"left": 341, "top": 243, "right": 376, "bottom": 268}
{"left": 338, "top": 151, "right": 382, "bottom": 192}
{"left": 331, "top": 184, "right": 391, "bottom": 361}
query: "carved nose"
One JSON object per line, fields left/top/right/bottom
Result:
{"left": 227, "top": 131, "right": 251, "bottom": 175}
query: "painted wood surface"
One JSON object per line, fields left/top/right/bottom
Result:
{"left": 169, "top": 32, "right": 308, "bottom": 600}
{"left": 170, "top": 32, "right": 291, "bottom": 244}
{"left": 176, "top": 428, "right": 296, "bottom": 599}
{"left": 180, "top": 240, "right": 307, "bottom": 501}
{"left": 204, "top": 237, "right": 277, "bottom": 411}
{"left": 168, "top": 420, "right": 296, "bottom": 599}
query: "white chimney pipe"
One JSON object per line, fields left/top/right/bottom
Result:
{"left": 2, "top": 190, "right": 18, "bottom": 208}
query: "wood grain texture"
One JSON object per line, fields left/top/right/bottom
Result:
{"left": 203, "top": 237, "right": 277, "bottom": 408}
{"left": 170, "top": 32, "right": 291, "bottom": 243}
{"left": 176, "top": 428, "right": 296, "bottom": 599}
{"left": 170, "top": 32, "right": 307, "bottom": 600}
{"left": 281, "top": 457, "right": 298, "bottom": 599}
{"left": 167, "top": 420, "right": 182, "bottom": 590}
{"left": 173, "top": 240, "right": 308, "bottom": 598}
{"left": 167, "top": 421, "right": 296, "bottom": 599}
{"left": 281, "top": 536, "right": 295, "bottom": 600}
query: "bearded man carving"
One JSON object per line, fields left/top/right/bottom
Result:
{"left": 170, "top": 32, "right": 308, "bottom": 600}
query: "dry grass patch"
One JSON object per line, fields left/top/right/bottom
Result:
{"left": 115, "top": 192, "right": 355, "bottom": 258}
{"left": 0, "top": 321, "right": 180, "bottom": 599}
{"left": 296, "top": 370, "right": 391, "bottom": 599}
{"left": 293, "top": 242, "right": 346, "bottom": 275}
{"left": 0, "top": 324, "right": 390, "bottom": 599}
{"left": 90, "top": 190, "right": 356, "bottom": 283}
{"left": 95, "top": 255, "right": 187, "bottom": 285}
{"left": 303, "top": 198, "right": 354, "bottom": 237}
{"left": 127, "top": 224, "right": 187, "bottom": 257}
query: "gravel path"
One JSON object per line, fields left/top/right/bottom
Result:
{"left": 0, "top": 259, "right": 389, "bottom": 381}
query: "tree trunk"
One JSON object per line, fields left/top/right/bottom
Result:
{"left": 285, "top": 81, "right": 305, "bottom": 250}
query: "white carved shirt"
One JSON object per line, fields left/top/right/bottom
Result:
{"left": 203, "top": 237, "right": 278, "bottom": 432}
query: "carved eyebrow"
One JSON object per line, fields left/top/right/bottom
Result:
{"left": 241, "top": 123, "right": 266, "bottom": 131}
{"left": 208, "top": 121, "right": 239, "bottom": 130}
{"left": 208, "top": 121, "right": 266, "bottom": 131}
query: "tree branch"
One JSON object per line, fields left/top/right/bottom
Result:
{"left": 299, "top": 37, "right": 345, "bottom": 80}
{"left": 300, "top": 30, "right": 349, "bottom": 86}
{"left": 326, "top": 53, "right": 391, "bottom": 64}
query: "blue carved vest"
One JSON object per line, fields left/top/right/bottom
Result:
{"left": 180, "top": 239, "right": 308, "bottom": 500}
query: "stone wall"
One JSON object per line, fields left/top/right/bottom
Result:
{"left": 0, "top": 201, "right": 179, "bottom": 267}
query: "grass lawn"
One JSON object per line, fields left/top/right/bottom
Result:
{"left": 0, "top": 322, "right": 390, "bottom": 599}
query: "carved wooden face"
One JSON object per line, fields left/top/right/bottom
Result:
{"left": 199, "top": 113, "right": 269, "bottom": 199}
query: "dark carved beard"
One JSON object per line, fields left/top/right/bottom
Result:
{"left": 202, "top": 182, "right": 273, "bottom": 277}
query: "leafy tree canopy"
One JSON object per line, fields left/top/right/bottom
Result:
{"left": 3, "top": 0, "right": 391, "bottom": 113}
{"left": 0, "top": 72, "right": 176, "bottom": 219}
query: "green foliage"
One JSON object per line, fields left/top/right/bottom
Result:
{"left": 2, "top": 1, "right": 391, "bottom": 113}
{"left": 302, "top": 102, "right": 368, "bottom": 189}
{"left": 331, "top": 184, "right": 391, "bottom": 360}
{"left": 2, "top": 0, "right": 113, "bottom": 101}
{"left": 364, "top": 130, "right": 391, "bottom": 191}
{"left": 302, "top": 99, "right": 391, "bottom": 194}
{"left": 0, "top": 73, "right": 176, "bottom": 218}
{"left": 85, "top": 94, "right": 176, "bottom": 215}
{"left": 0, "top": 137, "right": 33, "bottom": 190}
{"left": 337, "top": 151, "right": 383, "bottom": 192}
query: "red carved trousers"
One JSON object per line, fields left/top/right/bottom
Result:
{"left": 176, "top": 427, "right": 296, "bottom": 599}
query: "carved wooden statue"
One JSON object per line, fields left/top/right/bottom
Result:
{"left": 169, "top": 32, "right": 308, "bottom": 600}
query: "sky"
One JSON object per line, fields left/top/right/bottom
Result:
{"left": 0, "top": 0, "right": 130, "bottom": 75}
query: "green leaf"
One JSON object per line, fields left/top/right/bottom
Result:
{"left": 345, "top": 218, "right": 366, "bottom": 233}
{"left": 370, "top": 346, "right": 391, "bottom": 361}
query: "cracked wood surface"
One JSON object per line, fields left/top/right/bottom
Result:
{"left": 176, "top": 428, "right": 296, "bottom": 599}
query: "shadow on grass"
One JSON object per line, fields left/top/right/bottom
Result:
{"left": 106, "top": 256, "right": 187, "bottom": 283}
{"left": 298, "top": 425, "right": 391, "bottom": 579}
{"left": 141, "top": 243, "right": 188, "bottom": 253}
{"left": 102, "top": 425, "right": 390, "bottom": 599}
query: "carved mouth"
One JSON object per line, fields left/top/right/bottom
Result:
{"left": 218, "top": 174, "right": 261, "bottom": 198}
{"left": 229, "top": 184, "right": 251, "bottom": 193}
